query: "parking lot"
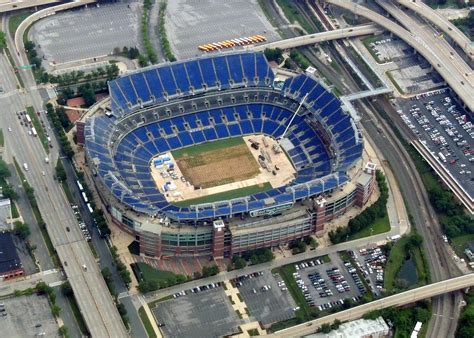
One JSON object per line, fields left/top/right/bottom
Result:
{"left": 234, "top": 271, "right": 297, "bottom": 325}
{"left": 291, "top": 254, "right": 365, "bottom": 311}
{"left": 0, "top": 295, "right": 58, "bottom": 337}
{"left": 153, "top": 284, "right": 243, "bottom": 338}
{"left": 349, "top": 246, "right": 387, "bottom": 296}
{"left": 166, "top": 0, "right": 279, "bottom": 59}
{"left": 28, "top": 1, "right": 140, "bottom": 68}
{"left": 397, "top": 89, "right": 474, "bottom": 198}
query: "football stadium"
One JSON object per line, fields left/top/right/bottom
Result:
{"left": 84, "top": 52, "right": 375, "bottom": 258}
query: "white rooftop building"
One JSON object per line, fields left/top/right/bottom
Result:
{"left": 307, "top": 317, "right": 390, "bottom": 338}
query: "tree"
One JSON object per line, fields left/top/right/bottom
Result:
{"left": 51, "top": 304, "right": 61, "bottom": 317}
{"left": 0, "top": 31, "right": 6, "bottom": 50}
{"left": 264, "top": 48, "right": 283, "bottom": 63}
{"left": 14, "top": 221, "right": 30, "bottom": 240}
{"left": 58, "top": 325, "right": 68, "bottom": 337}
{"left": 138, "top": 54, "right": 148, "bottom": 67}
{"left": 1, "top": 184, "right": 18, "bottom": 200}
{"left": 61, "top": 281, "right": 73, "bottom": 297}
{"left": 0, "top": 158, "right": 11, "bottom": 178}
{"left": 55, "top": 160, "right": 67, "bottom": 181}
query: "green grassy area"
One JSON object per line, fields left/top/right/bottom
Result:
{"left": 139, "top": 306, "right": 158, "bottom": 338}
{"left": 451, "top": 234, "right": 474, "bottom": 259}
{"left": 26, "top": 106, "right": 49, "bottom": 153}
{"left": 0, "top": 128, "right": 4, "bottom": 147}
{"left": 386, "top": 71, "right": 405, "bottom": 95}
{"left": 3, "top": 47, "right": 24, "bottom": 88}
{"left": 348, "top": 213, "right": 390, "bottom": 241}
{"left": 148, "top": 295, "right": 173, "bottom": 309}
{"left": 347, "top": 46, "right": 382, "bottom": 88}
{"left": 361, "top": 36, "right": 384, "bottom": 63}
{"left": 61, "top": 180, "right": 74, "bottom": 203}
{"left": 172, "top": 182, "right": 272, "bottom": 207}
{"left": 134, "top": 262, "right": 176, "bottom": 283}
{"left": 276, "top": 0, "right": 316, "bottom": 34}
{"left": 273, "top": 264, "right": 311, "bottom": 319}
{"left": 384, "top": 236, "right": 429, "bottom": 293}
{"left": 171, "top": 137, "right": 245, "bottom": 159}
{"left": 450, "top": 16, "right": 474, "bottom": 41}
{"left": 8, "top": 11, "right": 31, "bottom": 37}
{"left": 427, "top": 0, "right": 467, "bottom": 9}
{"left": 10, "top": 200, "right": 19, "bottom": 218}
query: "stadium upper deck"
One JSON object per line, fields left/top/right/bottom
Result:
{"left": 84, "top": 52, "right": 362, "bottom": 223}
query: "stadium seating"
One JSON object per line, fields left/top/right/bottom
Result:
{"left": 85, "top": 52, "right": 362, "bottom": 221}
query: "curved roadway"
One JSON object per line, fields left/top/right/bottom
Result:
{"left": 326, "top": 0, "right": 474, "bottom": 112}
{"left": 396, "top": 0, "right": 473, "bottom": 60}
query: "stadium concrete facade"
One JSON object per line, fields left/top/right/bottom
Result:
{"left": 84, "top": 52, "right": 375, "bottom": 258}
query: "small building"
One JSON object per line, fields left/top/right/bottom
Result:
{"left": 0, "top": 232, "right": 24, "bottom": 280}
{"left": 0, "top": 196, "right": 12, "bottom": 231}
{"left": 307, "top": 317, "right": 390, "bottom": 338}
{"left": 464, "top": 241, "right": 474, "bottom": 262}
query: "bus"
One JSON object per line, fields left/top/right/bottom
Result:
{"left": 86, "top": 203, "right": 93, "bottom": 214}
{"left": 76, "top": 180, "right": 84, "bottom": 191}
{"left": 25, "top": 115, "right": 32, "bottom": 124}
{"left": 82, "top": 192, "right": 88, "bottom": 203}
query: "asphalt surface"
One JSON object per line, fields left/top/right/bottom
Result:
{"left": 28, "top": 1, "right": 140, "bottom": 67}
{"left": 166, "top": 0, "right": 279, "bottom": 59}
{"left": 2, "top": 9, "right": 128, "bottom": 338}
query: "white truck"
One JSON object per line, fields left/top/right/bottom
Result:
{"left": 23, "top": 163, "right": 28, "bottom": 171}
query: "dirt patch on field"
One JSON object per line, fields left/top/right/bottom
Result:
{"left": 176, "top": 144, "right": 260, "bottom": 188}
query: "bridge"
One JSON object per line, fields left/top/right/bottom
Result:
{"left": 250, "top": 24, "right": 381, "bottom": 51}
{"left": 396, "top": 0, "right": 474, "bottom": 60}
{"left": 326, "top": 0, "right": 474, "bottom": 113}
{"left": 271, "top": 274, "right": 474, "bottom": 337}
{"left": 0, "top": 0, "right": 62, "bottom": 13}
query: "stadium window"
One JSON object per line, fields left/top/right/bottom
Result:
{"left": 204, "top": 100, "right": 210, "bottom": 108}
{"left": 242, "top": 77, "right": 248, "bottom": 85}
{"left": 179, "top": 106, "right": 184, "bottom": 113}
{"left": 261, "top": 111, "right": 266, "bottom": 118}
{"left": 254, "top": 76, "right": 259, "bottom": 84}
{"left": 229, "top": 79, "right": 234, "bottom": 86}
{"left": 192, "top": 102, "right": 198, "bottom": 110}
{"left": 202, "top": 83, "right": 207, "bottom": 91}
{"left": 176, "top": 88, "right": 182, "bottom": 95}
{"left": 209, "top": 117, "right": 215, "bottom": 125}
{"left": 153, "top": 112, "right": 158, "bottom": 120}
{"left": 217, "top": 98, "right": 223, "bottom": 105}
{"left": 264, "top": 95, "right": 269, "bottom": 102}
{"left": 282, "top": 99, "right": 288, "bottom": 105}
{"left": 247, "top": 111, "right": 252, "bottom": 119}
{"left": 184, "top": 122, "right": 190, "bottom": 130}
{"left": 244, "top": 95, "right": 249, "bottom": 103}
{"left": 273, "top": 96, "right": 279, "bottom": 103}
{"left": 234, "top": 113, "right": 239, "bottom": 120}
{"left": 231, "top": 96, "right": 236, "bottom": 104}
{"left": 196, "top": 120, "right": 202, "bottom": 128}
{"left": 253, "top": 94, "right": 258, "bottom": 102}
{"left": 265, "top": 77, "right": 271, "bottom": 86}
{"left": 165, "top": 108, "right": 171, "bottom": 116}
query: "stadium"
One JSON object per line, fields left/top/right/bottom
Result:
{"left": 84, "top": 52, "right": 375, "bottom": 258}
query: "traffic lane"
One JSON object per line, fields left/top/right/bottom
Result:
{"left": 120, "top": 296, "right": 148, "bottom": 338}
{"left": 53, "top": 286, "right": 83, "bottom": 338}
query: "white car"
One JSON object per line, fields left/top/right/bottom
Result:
{"left": 8, "top": 127, "right": 12, "bottom": 132}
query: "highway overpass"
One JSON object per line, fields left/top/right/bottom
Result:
{"left": 272, "top": 274, "right": 474, "bottom": 337}
{"left": 0, "top": 0, "right": 62, "bottom": 13}
{"left": 396, "top": 0, "right": 474, "bottom": 60}
{"left": 326, "top": 0, "right": 474, "bottom": 113}
{"left": 250, "top": 24, "right": 381, "bottom": 51}
{"left": 9, "top": 1, "right": 127, "bottom": 337}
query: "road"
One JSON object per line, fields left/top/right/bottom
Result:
{"left": 251, "top": 24, "right": 381, "bottom": 51}
{"left": 0, "top": 0, "right": 62, "bottom": 13}
{"left": 272, "top": 274, "right": 474, "bottom": 337}
{"left": 326, "top": 0, "right": 474, "bottom": 112}
{"left": 396, "top": 0, "right": 473, "bottom": 60}
{"left": 0, "top": 269, "right": 62, "bottom": 297}
{"left": 143, "top": 227, "right": 402, "bottom": 303}
{"left": 1, "top": 6, "right": 128, "bottom": 338}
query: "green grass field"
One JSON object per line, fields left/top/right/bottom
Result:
{"left": 8, "top": 11, "right": 31, "bottom": 37}
{"left": 451, "top": 234, "right": 474, "bottom": 259}
{"left": 172, "top": 137, "right": 245, "bottom": 159}
{"left": 138, "top": 306, "right": 158, "bottom": 338}
{"left": 134, "top": 262, "right": 176, "bottom": 283}
{"left": 173, "top": 182, "right": 272, "bottom": 207}
{"left": 348, "top": 213, "right": 390, "bottom": 241}
{"left": 0, "top": 128, "right": 4, "bottom": 147}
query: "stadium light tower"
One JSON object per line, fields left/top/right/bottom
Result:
{"left": 278, "top": 93, "right": 309, "bottom": 141}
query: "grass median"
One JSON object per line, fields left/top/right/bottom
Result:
{"left": 139, "top": 306, "right": 158, "bottom": 338}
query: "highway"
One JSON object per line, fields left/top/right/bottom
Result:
{"left": 0, "top": 0, "right": 62, "bottom": 13}
{"left": 272, "top": 274, "right": 474, "bottom": 337}
{"left": 396, "top": 0, "right": 474, "bottom": 60}
{"left": 1, "top": 4, "right": 127, "bottom": 338}
{"left": 251, "top": 24, "right": 381, "bottom": 51}
{"left": 325, "top": 0, "right": 474, "bottom": 112}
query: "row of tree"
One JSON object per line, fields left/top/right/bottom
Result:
{"left": 45, "top": 103, "right": 74, "bottom": 158}
{"left": 159, "top": 1, "right": 176, "bottom": 62}
{"left": 329, "top": 170, "right": 389, "bottom": 244}
{"left": 45, "top": 64, "right": 119, "bottom": 87}
{"left": 229, "top": 247, "right": 275, "bottom": 270}
{"left": 141, "top": 0, "right": 158, "bottom": 66}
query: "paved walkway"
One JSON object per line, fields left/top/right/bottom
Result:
{"left": 0, "top": 269, "right": 62, "bottom": 297}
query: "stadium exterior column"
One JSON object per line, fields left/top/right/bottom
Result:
{"left": 212, "top": 220, "right": 225, "bottom": 258}
{"left": 313, "top": 197, "right": 327, "bottom": 236}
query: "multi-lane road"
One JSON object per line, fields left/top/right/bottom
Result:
{"left": 0, "top": 9, "right": 128, "bottom": 338}
{"left": 396, "top": 0, "right": 474, "bottom": 60}
{"left": 326, "top": 0, "right": 474, "bottom": 112}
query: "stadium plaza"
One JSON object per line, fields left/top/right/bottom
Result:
{"left": 80, "top": 52, "right": 378, "bottom": 259}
